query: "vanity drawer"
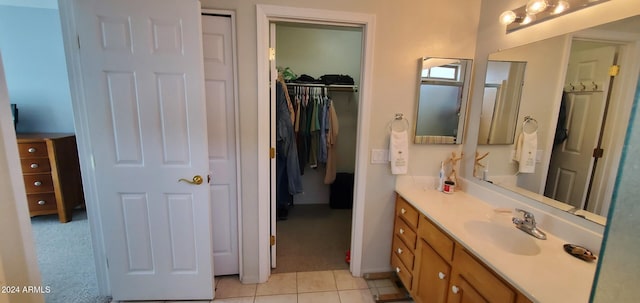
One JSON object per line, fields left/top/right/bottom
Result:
{"left": 396, "top": 196, "right": 419, "bottom": 228}
{"left": 26, "top": 193, "right": 58, "bottom": 213}
{"left": 23, "top": 174, "right": 55, "bottom": 193}
{"left": 419, "top": 215, "right": 454, "bottom": 262}
{"left": 17, "top": 142, "right": 48, "bottom": 158}
{"left": 451, "top": 248, "right": 516, "bottom": 303}
{"left": 395, "top": 217, "right": 417, "bottom": 249}
{"left": 391, "top": 252, "right": 413, "bottom": 291}
{"left": 393, "top": 235, "right": 415, "bottom": 270}
{"left": 20, "top": 158, "right": 51, "bottom": 173}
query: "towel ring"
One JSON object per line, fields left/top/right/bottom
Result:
{"left": 389, "top": 113, "right": 410, "bottom": 132}
{"left": 523, "top": 116, "right": 538, "bottom": 134}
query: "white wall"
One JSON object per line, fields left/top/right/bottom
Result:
{"left": 202, "top": 0, "right": 480, "bottom": 279}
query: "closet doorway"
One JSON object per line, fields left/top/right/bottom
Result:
{"left": 271, "top": 22, "right": 362, "bottom": 273}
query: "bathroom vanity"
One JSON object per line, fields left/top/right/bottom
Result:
{"left": 392, "top": 177, "right": 597, "bottom": 302}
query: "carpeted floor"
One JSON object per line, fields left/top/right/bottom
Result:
{"left": 31, "top": 209, "right": 110, "bottom": 303}
{"left": 274, "top": 204, "right": 352, "bottom": 273}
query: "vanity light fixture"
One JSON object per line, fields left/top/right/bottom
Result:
{"left": 500, "top": 0, "right": 610, "bottom": 32}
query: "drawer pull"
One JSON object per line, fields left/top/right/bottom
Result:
{"left": 397, "top": 248, "right": 403, "bottom": 254}
{"left": 34, "top": 181, "right": 43, "bottom": 187}
{"left": 399, "top": 228, "right": 405, "bottom": 235}
{"left": 401, "top": 208, "right": 406, "bottom": 214}
{"left": 395, "top": 267, "right": 401, "bottom": 273}
{"left": 438, "top": 272, "right": 446, "bottom": 280}
{"left": 451, "top": 285, "right": 460, "bottom": 294}
{"left": 30, "top": 163, "right": 39, "bottom": 169}
{"left": 37, "top": 200, "right": 46, "bottom": 205}
{"left": 28, "top": 147, "right": 37, "bottom": 153}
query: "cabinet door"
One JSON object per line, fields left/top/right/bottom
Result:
{"left": 413, "top": 239, "right": 451, "bottom": 303}
{"left": 448, "top": 275, "right": 488, "bottom": 303}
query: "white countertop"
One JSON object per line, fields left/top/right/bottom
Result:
{"left": 395, "top": 178, "right": 597, "bottom": 303}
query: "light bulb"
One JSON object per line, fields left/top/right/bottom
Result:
{"left": 521, "top": 14, "right": 536, "bottom": 25}
{"left": 526, "top": 0, "right": 549, "bottom": 14}
{"left": 552, "top": 0, "right": 570, "bottom": 14}
{"left": 499, "top": 10, "right": 517, "bottom": 25}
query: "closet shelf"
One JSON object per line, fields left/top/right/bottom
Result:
{"left": 286, "top": 83, "right": 358, "bottom": 92}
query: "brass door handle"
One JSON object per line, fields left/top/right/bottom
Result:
{"left": 178, "top": 175, "right": 204, "bottom": 185}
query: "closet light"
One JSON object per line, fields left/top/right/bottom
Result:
{"left": 499, "top": 0, "right": 610, "bottom": 33}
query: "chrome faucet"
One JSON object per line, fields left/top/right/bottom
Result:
{"left": 512, "top": 209, "right": 547, "bottom": 240}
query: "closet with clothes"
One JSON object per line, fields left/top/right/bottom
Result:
{"left": 272, "top": 22, "right": 362, "bottom": 273}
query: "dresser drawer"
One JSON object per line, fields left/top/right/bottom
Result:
{"left": 393, "top": 235, "right": 415, "bottom": 270}
{"left": 27, "top": 193, "right": 58, "bottom": 212}
{"left": 396, "top": 196, "right": 419, "bottom": 228}
{"left": 391, "top": 252, "right": 413, "bottom": 291}
{"left": 419, "top": 215, "right": 454, "bottom": 262}
{"left": 395, "top": 217, "right": 417, "bottom": 249}
{"left": 23, "top": 174, "right": 55, "bottom": 193}
{"left": 17, "top": 142, "right": 48, "bottom": 158}
{"left": 20, "top": 158, "right": 51, "bottom": 173}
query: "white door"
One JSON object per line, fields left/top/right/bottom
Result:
{"left": 545, "top": 46, "right": 616, "bottom": 209}
{"left": 202, "top": 14, "right": 239, "bottom": 276}
{"left": 74, "top": 0, "right": 213, "bottom": 300}
{"left": 269, "top": 22, "right": 278, "bottom": 269}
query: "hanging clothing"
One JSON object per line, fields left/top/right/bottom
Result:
{"left": 275, "top": 81, "right": 303, "bottom": 206}
{"left": 324, "top": 100, "right": 339, "bottom": 184}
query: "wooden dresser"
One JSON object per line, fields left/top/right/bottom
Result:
{"left": 17, "top": 133, "right": 84, "bottom": 223}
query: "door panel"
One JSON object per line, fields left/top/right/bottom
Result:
{"left": 75, "top": 0, "right": 212, "bottom": 300}
{"left": 545, "top": 46, "right": 616, "bottom": 209}
{"left": 202, "top": 14, "right": 240, "bottom": 276}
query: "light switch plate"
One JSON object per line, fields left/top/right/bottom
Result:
{"left": 371, "top": 149, "right": 389, "bottom": 164}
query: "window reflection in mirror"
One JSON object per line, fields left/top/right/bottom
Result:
{"left": 478, "top": 61, "right": 527, "bottom": 145}
{"left": 414, "top": 57, "right": 472, "bottom": 144}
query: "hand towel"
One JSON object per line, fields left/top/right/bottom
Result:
{"left": 514, "top": 131, "right": 537, "bottom": 173}
{"left": 389, "top": 130, "right": 409, "bottom": 175}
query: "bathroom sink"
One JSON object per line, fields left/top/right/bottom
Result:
{"left": 464, "top": 219, "right": 541, "bottom": 256}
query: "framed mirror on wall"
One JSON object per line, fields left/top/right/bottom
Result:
{"left": 474, "top": 15, "right": 640, "bottom": 226}
{"left": 414, "top": 57, "right": 472, "bottom": 144}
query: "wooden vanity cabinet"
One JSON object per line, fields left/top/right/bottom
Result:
{"left": 392, "top": 194, "right": 533, "bottom": 303}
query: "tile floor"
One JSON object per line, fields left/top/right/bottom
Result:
{"left": 118, "top": 270, "right": 413, "bottom": 303}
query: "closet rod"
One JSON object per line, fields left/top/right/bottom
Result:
{"left": 286, "top": 83, "right": 358, "bottom": 92}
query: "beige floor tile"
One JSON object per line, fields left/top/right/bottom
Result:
{"left": 333, "top": 270, "right": 369, "bottom": 290}
{"left": 256, "top": 272, "right": 297, "bottom": 296}
{"left": 297, "top": 291, "right": 340, "bottom": 303}
{"left": 212, "top": 298, "right": 255, "bottom": 303}
{"left": 339, "top": 289, "right": 376, "bottom": 303}
{"left": 215, "top": 276, "right": 257, "bottom": 299}
{"left": 165, "top": 301, "right": 212, "bottom": 303}
{"left": 254, "top": 294, "right": 297, "bottom": 303}
{"left": 297, "top": 271, "right": 337, "bottom": 293}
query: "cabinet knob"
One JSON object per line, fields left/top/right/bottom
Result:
{"left": 34, "top": 181, "right": 42, "bottom": 186}
{"left": 397, "top": 248, "right": 403, "bottom": 254}
{"left": 37, "top": 200, "right": 46, "bottom": 205}
{"left": 399, "top": 228, "right": 405, "bottom": 235}
{"left": 438, "top": 272, "right": 446, "bottom": 280}
{"left": 401, "top": 208, "right": 406, "bottom": 214}
{"left": 28, "top": 147, "right": 37, "bottom": 153}
{"left": 30, "top": 163, "right": 39, "bottom": 169}
{"left": 451, "top": 285, "right": 460, "bottom": 294}
{"left": 395, "top": 267, "right": 401, "bottom": 273}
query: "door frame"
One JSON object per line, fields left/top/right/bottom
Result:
{"left": 201, "top": 8, "right": 244, "bottom": 279}
{"left": 256, "top": 4, "right": 376, "bottom": 282}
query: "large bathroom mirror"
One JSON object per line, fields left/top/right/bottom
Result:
{"left": 475, "top": 15, "right": 640, "bottom": 226}
{"left": 414, "top": 57, "right": 472, "bottom": 144}
{"left": 478, "top": 61, "right": 527, "bottom": 145}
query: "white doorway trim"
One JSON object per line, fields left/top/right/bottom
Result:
{"left": 256, "top": 4, "right": 376, "bottom": 282}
